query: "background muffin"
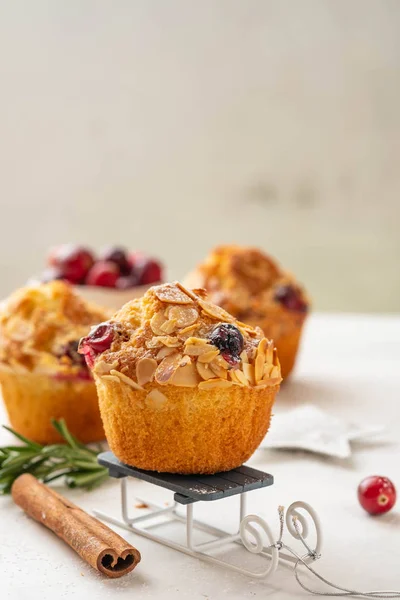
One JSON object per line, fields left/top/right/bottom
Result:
{"left": 80, "top": 282, "right": 281, "bottom": 474}
{"left": 0, "top": 281, "right": 110, "bottom": 443}
{"left": 184, "top": 245, "right": 309, "bottom": 378}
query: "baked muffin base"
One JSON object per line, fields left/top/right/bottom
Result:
{"left": 96, "top": 377, "right": 278, "bottom": 474}
{"left": 0, "top": 369, "right": 104, "bottom": 444}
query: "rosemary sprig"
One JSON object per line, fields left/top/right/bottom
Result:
{"left": 0, "top": 419, "right": 108, "bottom": 494}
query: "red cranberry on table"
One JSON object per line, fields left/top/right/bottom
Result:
{"left": 48, "top": 244, "right": 94, "bottom": 284}
{"left": 85, "top": 261, "right": 119, "bottom": 287}
{"left": 274, "top": 284, "right": 308, "bottom": 313}
{"left": 358, "top": 476, "right": 396, "bottom": 515}
{"left": 99, "top": 246, "right": 131, "bottom": 276}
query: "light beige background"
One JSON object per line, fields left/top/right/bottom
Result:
{"left": 0, "top": 0, "right": 399, "bottom": 311}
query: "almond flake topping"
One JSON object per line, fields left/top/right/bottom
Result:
{"left": 157, "top": 336, "right": 181, "bottom": 347}
{"left": 184, "top": 342, "right": 217, "bottom": 356}
{"left": 178, "top": 323, "right": 200, "bottom": 336}
{"left": 150, "top": 311, "right": 168, "bottom": 335}
{"left": 197, "top": 349, "right": 220, "bottom": 363}
{"left": 242, "top": 363, "right": 255, "bottom": 385}
{"left": 94, "top": 359, "right": 119, "bottom": 375}
{"left": 266, "top": 340, "right": 274, "bottom": 363}
{"left": 156, "top": 346, "right": 176, "bottom": 360}
{"left": 171, "top": 362, "right": 199, "bottom": 387}
{"left": 240, "top": 350, "right": 249, "bottom": 364}
{"left": 198, "top": 378, "right": 233, "bottom": 390}
{"left": 100, "top": 374, "right": 120, "bottom": 383}
{"left": 209, "top": 359, "right": 228, "bottom": 379}
{"left": 167, "top": 305, "right": 199, "bottom": 328}
{"left": 175, "top": 282, "right": 199, "bottom": 300}
{"left": 197, "top": 298, "right": 234, "bottom": 322}
{"left": 110, "top": 369, "right": 144, "bottom": 391}
{"left": 196, "top": 361, "right": 215, "bottom": 381}
{"left": 233, "top": 369, "right": 249, "bottom": 386}
{"left": 154, "top": 283, "right": 193, "bottom": 305}
{"left": 155, "top": 353, "right": 185, "bottom": 384}
{"left": 255, "top": 354, "right": 265, "bottom": 384}
{"left": 160, "top": 319, "right": 177, "bottom": 334}
{"left": 146, "top": 389, "right": 168, "bottom": 408}
{"left": 136, "top": 357, "right": 158, "bottom": 386}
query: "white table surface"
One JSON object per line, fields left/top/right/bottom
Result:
{"left": 1, "top": 313, "right": 400, "bottom": 599}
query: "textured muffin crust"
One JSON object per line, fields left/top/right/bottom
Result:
{"left": 82, "top": 282, "right": 281, "bottom": 473}
{"left": 0, "top": 281, "right": 109, "bottom": 443}
{"left": 184, "top": 245, "right": 309, "bottom": 378}
{"left": 86, "top": 282, "right": 282, "bottom": 395}
{"left": 0, "top": 281, "right": 109, "bottom": 379}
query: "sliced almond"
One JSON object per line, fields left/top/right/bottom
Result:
{"left": 184, "top": 336, "right": 207, "bottom": 346}
{"left": 209, "top": 359, "right": 228, "bottom": 379}
{"left": 256, "top": 338, "right": 268, "bottom": 361}
{"left": 265, "top": 340, "right": 274, "bottom": 363}
{"left": 198, "top": 349, "right": 220, "bottom": 363}
{"left": 136, "top": 357, "right": 157, "bottom": 386}
{"left": 154, "top": 283, "right": 193, "bottom": 305}
{"left": 150, "top": 311, "right": 168, "bottom": 335}
{"left": 156, "top": 346, "right": 176, "bottom": 360}
{"left": 167, "top": 305, "right": 199, "bottom": 328}
{"left": 229, "top": 369, "right": 241, "bottom": 384}
{"left": 254, "top": 354, "right": 265, "bottom": 383}
{"left": 146, "top": 389, "right": 168, "bottom": 408}
{"left": 175, "top": 282, "right": 199, "bottom": 300}
{"left": 243, "top": 362, "right": 255, "bottom": 385}
{"left": 270, "top": 365, "right": 281, "bottom": 379}
{"left": 100, "top": 374, "right": 120, "bottom": 383}
{"left": 213, "top": 354, "right": 230, "bottom": 370}
{"left": 184, "top": 338, "right": 216, "bottom": 356}
{"left": 196, "top": 361, "right": 215, "bottom": 381}
{"left": 198, "top": 378, "right": 233, "bottom": 390}
{"left": 240, "top": 350, "right": 249, "bottom": 364}
{"left": 155, "top": 353, "right": 183, "bottom": 385}
{"left": 94, "top": 359, "right": 119, "bottom": 375}
{"left": 234, "top": 369, "right": 250, "bottom": 386}
{"left": 178, "top": 323, "right": 200, "bottom": 336}
{"left": 263, "top": 364, "right": 274, "bottom": 379}
{"left": 160, "top": 318, "right": 177, "bottom": 334}
{"left": 158, "top": 336, "right": 181, "bottom": 347}
{"left": 110, "top": 369, "right": 144, "bottom": 391}
{"left": 171, "top": 362, "right": 199, "bottom": 387}
{"left": 197, "top": 298, "right": 234, "bottom": 322}
{"left": 146, "top": 336, "right": 164, "bottom": 348}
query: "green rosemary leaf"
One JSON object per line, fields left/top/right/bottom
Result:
{"left": 2, "top": 426, "right": 42, "bottom": 450}
{"left": 0, "top": 420, "right": 108, "bottom": 494}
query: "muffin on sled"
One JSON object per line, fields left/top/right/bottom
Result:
{"left": 0, "top": 281, "right": 109, "bottom": 443}
{"left": 79, "top": 282, "right": 282, "bottom": 474}
{"left": 184, "top": 245, "right": 309, "bottom": 378}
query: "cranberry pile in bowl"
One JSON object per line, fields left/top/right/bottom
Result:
{"left": 36, "top": 244, "right": 164, "bottom": 310}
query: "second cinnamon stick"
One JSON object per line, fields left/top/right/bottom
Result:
{"left": 11, "top": 474, "right": 141, "bottom": 578}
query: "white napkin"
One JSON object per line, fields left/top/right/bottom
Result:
{"left": 259, "top": 405, "right": 385, "bottom": 458}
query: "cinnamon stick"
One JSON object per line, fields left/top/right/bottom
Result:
{"left": 11, "top": 474, "right": 141, "bottom": 578}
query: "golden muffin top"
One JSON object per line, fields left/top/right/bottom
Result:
{"left": 79, "top": 282, "right": 282, "bottom": 391}
{"left": 184, "top": 244, "right": 309, "bottom": 324}
{"left": 0, "top": 281, "right": 109, "bottom": 377}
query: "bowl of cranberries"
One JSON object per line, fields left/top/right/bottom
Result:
{"left": 38, "top": 244, "right": 164, "bottom": 309}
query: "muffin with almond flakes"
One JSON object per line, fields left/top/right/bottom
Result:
{"left": 184, "top": 245, "right": 310, "bottom": 378}
{"left": 79, "top": 282, "right": 281, "bottom": 474}
{"left": 0, "top": 281, "right": 110, "bottom": 443}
